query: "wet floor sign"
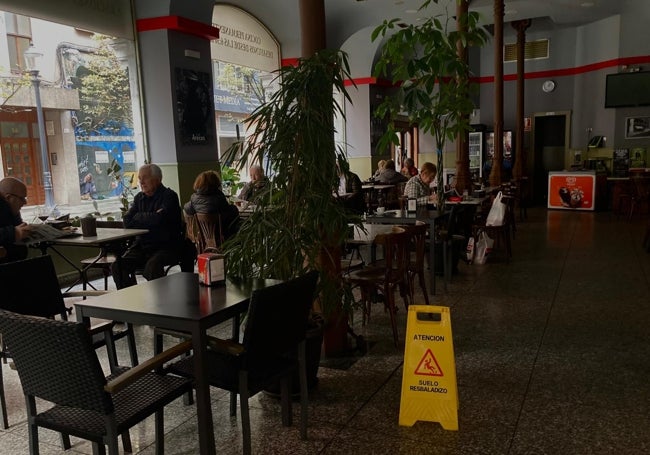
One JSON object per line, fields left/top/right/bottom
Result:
{"left": 399, "top": 305, "right": 458, "bottom": 430}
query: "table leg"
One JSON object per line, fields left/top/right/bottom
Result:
{"left": 192, "top": 327, "right": 216, "bottom": 455}
{"left": 429, "top": 219, "right": 436, "bottom": 296}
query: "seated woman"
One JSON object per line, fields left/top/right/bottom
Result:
{"left": 401, "top": 157, "right": 419, "bottom": 177}
{"left": 184, "top": 170, "right": 239, "bottom": 240}
{"left": 376, "top": 159, "right": 408, "bottom": 185}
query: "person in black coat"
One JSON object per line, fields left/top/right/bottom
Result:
{"left": 0, "top": 177, "right": 31, "bottom": 263}
{"left": 184, "top": 170, "right": 239, "bottom": 240}
{"left": 111, "top": 164, "right": 190, "bottom": 289}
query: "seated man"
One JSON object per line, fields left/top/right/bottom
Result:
{"left": 336, "top": 163, "right": 365, "bottom": 214}
{"left": 0, "top": 177, "right": 31, "bottom": 263}
{"left": 238, "top": 164, "right": 269, "bottom": 202}
{"left": 111, "top": 164, "right": 192, "bottom": 289}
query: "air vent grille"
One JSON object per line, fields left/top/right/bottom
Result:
{"left": 504, "top": 39, "right": 549, "bottom": 62}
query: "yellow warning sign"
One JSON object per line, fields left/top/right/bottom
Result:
{"left": 399, "top": 305, "right": 458, "bottom": 430}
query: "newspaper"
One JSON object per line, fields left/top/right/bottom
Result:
{"left": 19, "top": 223, "right": 81, "bottom": 245}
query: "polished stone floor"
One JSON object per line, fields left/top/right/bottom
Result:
{"left": 1, "top": 207, "right": 649, "bottom": 454}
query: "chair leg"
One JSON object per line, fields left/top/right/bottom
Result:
{"left": 60, "top": 433, "right": 71, "bottom": 450}
{"left": 238, "top": 372, "right": 252, "bottom": 455}
{"left": 417, "top": 271, "right": 429, "bottom": 305}
{"left": 92, "top": 441, "right": 107, "bottom": 455}
{"left": 121, "top": 431, "right": 133, "bottom": 453}
{"left": 280, "top": 375, "right": 292, "bottom": 426}
{"left": 230, "top": 391, "right": 237, "bottom": 417}
{"left": 154, "top": 409, "right": 164, "bottom": 455}
{"left": 0, "top": 361, "right": 8, "bottom": 429}
{"left": 298, "top": 342, "right": 308, "bottom": 440}
{"left": 385, "top": 287, "right": 399, "bottom": 348}
{"left": 126, "top": 323, "right": 139, "bottom": 366}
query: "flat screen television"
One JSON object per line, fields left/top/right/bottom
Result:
{"left": 605, "top": 72, "right": 650, "bottom": 108}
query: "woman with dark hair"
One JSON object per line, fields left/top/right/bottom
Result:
{"left": 184, "top": 170, "right": 239, "bottom": 239}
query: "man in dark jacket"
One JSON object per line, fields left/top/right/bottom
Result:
{"left": 0, "top": 177, "right": 31, "bottom": 263}
{"left": 111, "top": 164, "right": 191, "bottom": 289}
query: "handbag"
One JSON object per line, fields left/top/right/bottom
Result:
{"left": 466, "top": 236, "right": 475, "bottom": 263}
{"left": 474, "top": 231, "right": 494, "bottom": 265}
{"left": 485, "top": 191, "right": 506, "bottom": 226}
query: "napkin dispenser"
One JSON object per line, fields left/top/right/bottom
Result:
{"left": 197, "top": 252, "right": 225, "bottom": 286}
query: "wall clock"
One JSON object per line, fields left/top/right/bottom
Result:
{"left": 542, "top": 80, "right": 556, "bottom": 93}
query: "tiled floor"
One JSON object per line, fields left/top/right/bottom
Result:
{"left": 1, "top": 207, "right": 650, "bottom": 454}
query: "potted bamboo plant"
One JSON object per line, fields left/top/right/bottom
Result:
{"left": 221, "top": 49, "right": 359, "bottom": 375}
{"left": 371, "top": 0, "right": 489, "bottom": 208}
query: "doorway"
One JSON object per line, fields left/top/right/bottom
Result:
{"left": 392, "top": 120, "right": 419, "bottom": 171}
{"left": 531, "top": 111, "right": 571, "bottom": 205}
{"left": 0, "top": 111, "right": 45, "bottom": 205}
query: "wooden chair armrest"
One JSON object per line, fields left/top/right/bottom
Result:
{"left": 207, "top": 336, "right": 245, "bottom": 356}
{"left": 105, "top": 340, "right": 193, "bottom": 394}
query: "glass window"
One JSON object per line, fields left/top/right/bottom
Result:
{"left": 4, "top": 13, "right": 32, "bottom": 73}
{"left": 0, "top": 122, "right": 29, "bottom": 138}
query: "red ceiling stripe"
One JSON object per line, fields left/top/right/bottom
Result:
{"left": 136, "top": 16, "right": 220, "bottom": 40}
{"left": 333, "top": 54, "right": 650, "bottom": 86}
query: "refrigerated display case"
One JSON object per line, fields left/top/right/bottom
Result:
{"left": 468, "top": 131, "right": 483, "bottom": 181}
{"left": 483, "top": 130, "right": 514, "bottom": 180}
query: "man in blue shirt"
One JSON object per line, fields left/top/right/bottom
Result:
{"left": 111, "top": 164, "right": 192, "bottom": 289}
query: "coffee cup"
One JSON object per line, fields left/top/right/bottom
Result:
{"left": 376, "top": 207, "right": 386, "bottom": 215}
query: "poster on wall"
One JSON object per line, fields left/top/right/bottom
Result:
{"left": 547, "top": 171, "right": 596, "bottom": 211}
{"left": 625, "top": 117, "right": 650, "bottom": 139}
{"left": 175, "top": 68, "right": 214, "bottom": 146}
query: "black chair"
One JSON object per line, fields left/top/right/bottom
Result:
{"left": 0, "top": 309, "right": 192, "bottom": 455}
{"left": 0, "top": 255, "right": 139, "bottom": 429}
{"left": 167, "top": 271, "right": 319, "bottom": 455}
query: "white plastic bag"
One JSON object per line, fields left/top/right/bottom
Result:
{"left": 474, "top": 231, "right": 494, "bottom": 265}
{"left": 466, "top": 236, "right": 475, "bottom": 263}
{"left": 486, "top": 191, "right": 506, "bottom": 226}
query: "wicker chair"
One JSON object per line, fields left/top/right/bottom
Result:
{"left": 166, "top": 272, "right": 319, "bottom": 455}
{"left": 0, "top": 255, "right": 139, "bottom": 430}
{"left": 0, "top": 309, "right": 192, "bottom": 455}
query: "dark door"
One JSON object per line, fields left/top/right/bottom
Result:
{"left": 533, "top": 114, "right": 568, "bottom": 205}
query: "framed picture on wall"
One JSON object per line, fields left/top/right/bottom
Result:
{"left": 625, "top": 116, "right": 650, "bottom": 139}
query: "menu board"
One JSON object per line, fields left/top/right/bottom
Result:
{"left": 547, "top": 171, "right": 596, "bottom": 211}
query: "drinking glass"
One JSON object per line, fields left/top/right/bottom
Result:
{"left": 37, "top": 206, "right": 50, "bottom": 223}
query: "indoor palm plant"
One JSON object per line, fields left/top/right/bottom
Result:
{"left": 221, "top": 49, "right": 358, "bottom": 357}
{"left": 372, "top": 0, "right": 489, "bottom": 207}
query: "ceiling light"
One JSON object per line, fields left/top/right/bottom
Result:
{"left": 581, "top": 1, "right": 595, "bottom": 6}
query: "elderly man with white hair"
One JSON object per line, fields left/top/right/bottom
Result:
{"left": 238, "top": 164, "right": 269, "bottom": 202}
{"left": 111, "top": 163, "right": 194, "bottom": 289}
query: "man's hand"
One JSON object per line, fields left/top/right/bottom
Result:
{"left": 14, "top": 223, "right": 32, "bottom": 241}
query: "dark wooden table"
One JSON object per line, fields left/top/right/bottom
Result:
{"left": 75, "top": 272, "right": 282, "bottom": 455}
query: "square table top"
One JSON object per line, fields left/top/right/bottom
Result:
{"left": 49, "top": 227, "right": 149, "bottom": 246}
{"left": 75, "top": 272, "right": 282, "bottom": 329}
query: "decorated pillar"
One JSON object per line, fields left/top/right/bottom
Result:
{"left": 455, "top": 0, "right": 471, "bottom": 194}
{"left": 489, "top": 0, "right": 504, "bottom": 187}
{"left": 512, "top": 19, "right": 531, "bottom": 181}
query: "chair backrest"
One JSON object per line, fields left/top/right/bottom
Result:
{"left": 242, "top": 271, "right": 319, "bottom": 365}
{"left": 632, "top": 177, "right": 650, "bottom": 200}
{"left": 195, "top": 213, "right": 224, "bottom": 252}
{"left": 375, "top": 227, "right": 409, "bottom": 280}
{"left": 0, "top": 310, "right": 111, "bottom": 413}
{"left": 184, "top": 213, "right": 204, "bottom": 254}
{"left": 401, "top": 222, "right": 427, "bottom": 269}
{"left": 0, "top": 255, "right": 68, "bottom": 318}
